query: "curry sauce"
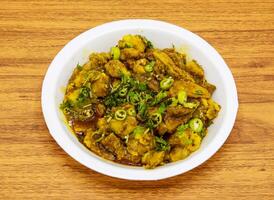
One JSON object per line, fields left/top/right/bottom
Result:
{"left": 60, "top": 35, "right": 220, "bottom": 168}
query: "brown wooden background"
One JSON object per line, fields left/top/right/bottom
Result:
{"left": 1, "top": 0, "right": 274, "bottom": 199}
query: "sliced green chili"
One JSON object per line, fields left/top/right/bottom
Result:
{"left": 170, "top": 97, "right": 178, "bottom": 107}
{"left": 127, "top": 107, "right": 136, "bottom": 116}
{"left": 189, "top": 118, "right": 203, "bottom": 133}
{"left": 127, "top": 91, "right": 140, "bottom": 105}
{"left": 178, "top": 90, "right": 187, "bottom": 104}
{"left": 144, "top": 61, "right": 155, "bottom": 72}
{"left": 94, "top": 132, "right": 105, "bottom": 143}
{"left": 110, "top": 47, "right": 120, "bottom": 60}
{"left": 115, "top": 109, "right": 127, "bottom": 120}
{"left": 183, "top": 102, "right": 198, "bottom": 109}
{"left": 151, "top": 113, "right": 162, "bottom": 127}
{"left": 60, "top": 100, "right": 72, "bottom": 115}
{"left": 118, "top": 87, "right": 128, "bottom": 97}
{"left": 160, "top": 77, "right": 174, "bottom": 90}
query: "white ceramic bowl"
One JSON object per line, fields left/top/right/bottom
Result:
{"left": 42, "top": 19, "right": 238, "bottom": 180}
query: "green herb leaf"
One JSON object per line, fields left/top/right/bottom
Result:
{"left": 157, "top": 103, "right": 167, "bottom": 114}
{"left": 151, "top": 91, "right": 168, "bottom": 106}
{"left": 177, "top": 123, "right": 189, "bottom": 133}
{"left": 137, "top": 101, "right": 148, "bottom": 120}
{"left": 146, "top": 40, "right": 153, "bottom": 49}
{"left": 140, "top": 35, "right": 154, "bottom": 49}
{"left": 76, "top": 63, "right": 82, "bottom": 70}
{"left": 157, "top": 99, "right": 172, "bottom": 114}
{"left": 77, "top": 86, "right": 91, "bottom": 104}
{"left": 60, "top": 100, "right": 73, "bottom": 115}
{"left": 155, "top": 137, "right": 170, "bottom": 151}
{"left": 60, "top": 100, "right": 72, "bottom": 110}
{"left": 146, "top": 119, "right": 155, "bottom": 130}
{"left": 127, "top": 90, "right": 141, "bottom": 105}
{"left": 138, "top": 83, "right": 147, "bottom": 91}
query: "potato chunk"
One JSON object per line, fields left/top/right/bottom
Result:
{"left": 109, "top": 116, "right": 137, "bottom": 138}
{"left": 83, "top": 129, "right": 115, "bottom": 161}
{"left": 132, "top": 59, "right": 147, "bottom": 74}
{"left": 86, "top": 52, "right": 110, "bottom": 70}
{"left": 91, "top": 72, "right": 110, "bottom": 97}
{"left": 141, "top": 150, "right": 165, "bottom": 168}
{"left": 169, "top": 80, "right": 210, "bottom": 99}
{"left": 185, "top": 60, "right": 204, "bottom": 78}
{"left": 104, "top": 60, "right": 130, "bottom": 78}
{"left": 118, "top": 34, "right": 146, "bottom": 52}
{"left": 127, "top": 127, "right": 155, "bottom": 156}
{"left": 153, "top": 50, "right": 194, "bottom": 81}
{"left": 169, "top": 146, "right": 190, "bottom": 162}
{"left": 120, "top": 48, "right": 141, "bottom": 60}
{"left": 206, "top": 99, "right": 221, "bottom": 120}
{"left": 101, "top": 133, "right": 126, "bottom": 160}
{"left": 164, "top": 106, "right": 193, "bottom": 133}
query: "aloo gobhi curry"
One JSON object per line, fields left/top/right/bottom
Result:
{"left": 60, "top": 34, "right": 220, "bottom": 168}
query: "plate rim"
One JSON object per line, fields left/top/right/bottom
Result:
{"left": 41, "top": 19, "right": 238, "bottom": 180}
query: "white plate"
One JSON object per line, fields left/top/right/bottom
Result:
{"left": 42, "top": 19, "right": 238, "bottom": 180}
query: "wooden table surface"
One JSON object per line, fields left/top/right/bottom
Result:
{"left": 1, "top": 0, "right": 274, "bottom": 199}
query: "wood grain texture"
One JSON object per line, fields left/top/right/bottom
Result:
{"left": 0, "top": 0, "right": 274, "bottom": 199}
